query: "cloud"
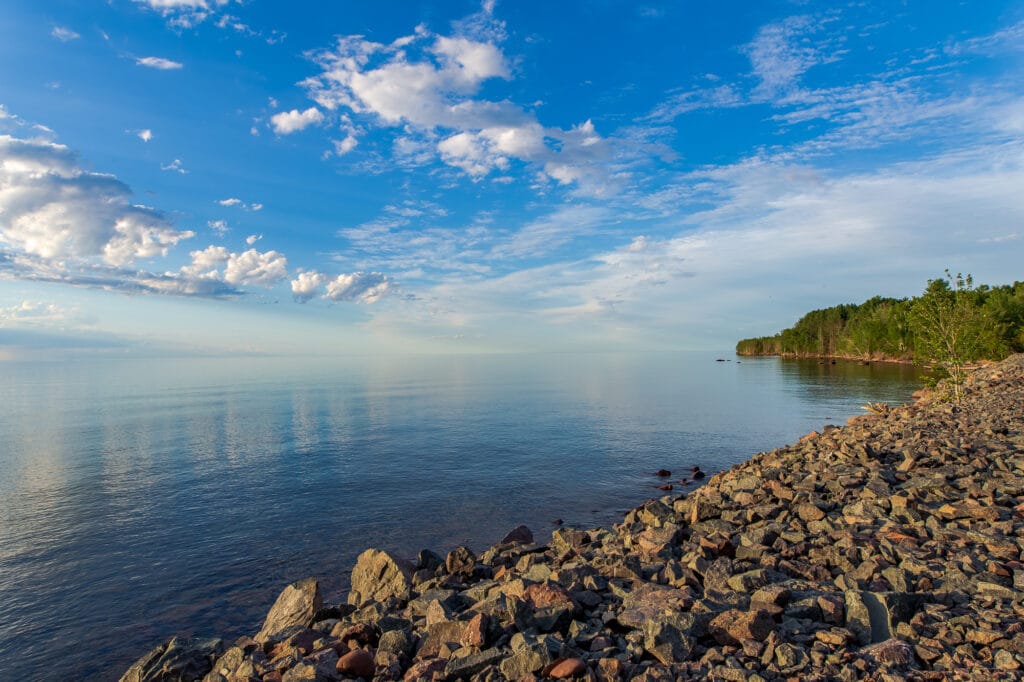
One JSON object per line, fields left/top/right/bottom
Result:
{"left": 743, "top": 16, "right": 831, "bottom": 100}
{"left": 245, "top": 233, "right": 262, "bottom": 245}
{"left": 217, "top": 197, "right": 263, "bottom": 211}
{"left": 137, "top": 129, "right": 153, "bottom": 142}
{"left": 325, "top": 272, "right": 391, "bottom": 303}
{"left": 208, "top": 219, "right": 229, "bottom": 235}
{"left": 136, "top": 56, "right": 184, "bottom": 70}
{"left": 51, "top": 27, "right": 80, "bottom": 42}
{"left": 0, "top": 300, "right": 72, "bottom": 326}
{"left": 132, "top": 0, "right": 236, "bottom": 29}
{"left": 270, "top": 107, "right": 324, "bottom": 135}
{"left": 288, "top": 269, "right": 392, "bottom": 304}
{"left": 179, "top": 245, "right": 288, "bottom": 287}
{"left": 160, "top": 159, "right": 187, "bottom": 174}
{"left": 296, "top": 13, "right": 616, "bottom": 194}
{"left": 290, "top": 270, "right": 327, "bottom": 302}
{"left": 0, "top": 133, "right": 194, "bottom": 268}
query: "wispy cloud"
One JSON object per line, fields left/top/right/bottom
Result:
{"left": 160, "top": 158, "right": 187, "bottom": 173}
{"left": 136, "top": 56, "right": 184, "bottom": 70}
{"left": 51, "top": 26, "right": 80, "bottom": 42}
{"left": 217, "top": 197, "right": 263, "bottom": 211}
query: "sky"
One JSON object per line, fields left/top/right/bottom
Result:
{"left": 0, "top": 0, "right": 1022, "bottom": 358}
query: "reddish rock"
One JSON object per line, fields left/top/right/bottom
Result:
{"left": 500, "top": 525, "right": 534, "bottom": 544}
{"left": 547, "top": 657, "right": 587, "bottom": 678}
{"left": 658, "top": 484, "right": 673, "bottom": 491}
{"left": 708, "top": 609, "right": 775, "bottom": 646}
{"left": 523, "top": 582, "right": 573, "bottom": 608}
{"left": 656, "top": 469, "right": 671, "bottom": 477}
{"left": 403, "top": 657, "right": 447, "bottom": 681}
{"left": 336, "top": 648, "right": 375, "bottom": 678}
{"left": 461, "top": 613, "right": 489, "bottom": 648}
{"left": 332, "top": 621, "right": 378, "bottom": 646}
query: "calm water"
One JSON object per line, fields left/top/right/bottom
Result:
{"left": 0, "top": 352, "right": 920, "bottom": 679}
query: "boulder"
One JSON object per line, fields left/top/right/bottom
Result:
{"left": 348, "top": 549, "right": 414, "bottom": 606}
{"left": 257, "top": 578, "right": 323, "bottom": 643}
{"left": 336, "top": 649, "right": 375, "bottom": 678}
{"left": 120, "top": 636, "right": 224, "bottom": 682}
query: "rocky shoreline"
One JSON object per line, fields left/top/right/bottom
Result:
{"left": 123, "top": 355, "right": 1024, "bottom": 681}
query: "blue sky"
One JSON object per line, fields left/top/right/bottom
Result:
{"left": 0, "top": 0, "right": 1022, "bottom": 357}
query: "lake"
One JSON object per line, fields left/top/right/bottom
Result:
{"left": 0, "top": 352, "right": 921, "bottom": 679}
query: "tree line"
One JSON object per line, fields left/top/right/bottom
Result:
{"left": 736, "top": 273, "right": 1024, "bottom": 372}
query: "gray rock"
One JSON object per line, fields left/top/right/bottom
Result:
{"left": 120, "top": 636, "right": 224, "bottom": 682}
{"left": 643, "top": 620, "right": 694, "bottom": 665}
{"left": 443, "top": 648, "right": 505, "bottom": 680}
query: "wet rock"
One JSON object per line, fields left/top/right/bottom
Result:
{"left": 121, "top": 636, "right": 224, "bottom": 682}
{"left": 500, "top": 525, "right": 534, "bottom": 545}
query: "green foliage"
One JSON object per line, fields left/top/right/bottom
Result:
{"left": 736, "top": 273, "right": 1022, "bottom": 395}
{"left": 908, "top": 271, "right": 1003, "bottom": 400}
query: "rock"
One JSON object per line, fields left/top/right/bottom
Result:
{"left": 547, "top": 657, "right": 587, "bottom": 678}
{"left": 499, "top": 646, "right": 551, "bottom": 678}
{"left": 656, "top": 469, "right": 671, "bottom": 477}
{"left": 348, "top": 549, "right": 414, "bottom": 606}
{"left": 445, "top": 546, "right": 476, "bottom": 577}
{"left": 336, "top": 649, "right": 375, "bottom": 678}
{"left": 378, "top": 629, "right": 414, "bottom": 658}
{"left": 443, "top": 648, "right": 504, "bottom": 679}
{"left": 500, "top": 525, "right": 534, "bottom": 545}
{"left": 120, "top": 636, "right": 224, "bottom": 682}
{"left": 416, "top": 549, "right": 444, "bottom": 572}
{"left": 403, "top": 658, "right": 447, "bottom": 681}
{"left": 256, "top": 578, "right": 323, "bottom": 644}
{"left": 708, "top": 609, "right": 774, "bottom": 647}
{"left": 643, "top": 620, "right": 694, "bottom": 665}
{"left": 523, "top": 583, "right": 573, "bottom": 609}
{"left": 461, "top": 613, "right": 489, "bottom": 648}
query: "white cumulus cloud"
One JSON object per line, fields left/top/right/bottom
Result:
{"left": 296, "top": 12, "right": 615, "bottom": 194}
{"left": 270, "top": 107, "right": 324, "bottom": 135}
{"left": 137, "top": 129, "right": 153, "bottom": 142}
{"left": 290, "top": 270, "right": 328, "bottom": 302}
{"left": 179, "top": 245, "right": 288, "bottom": 288}
{"left": 0, "top": 134, "right": 194, "bottom": 268}
{"left": 325, "top": 272, "right": 391, "bottom": 303}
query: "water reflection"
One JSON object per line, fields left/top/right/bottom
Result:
{"left": 0, "top": 352, "right": 921, "bottom": 679}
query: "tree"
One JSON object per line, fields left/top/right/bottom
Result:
{"left": 909, "top": 271, "right": 1003, "bottom": 401}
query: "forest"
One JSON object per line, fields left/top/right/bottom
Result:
{"left": 736, "top": 275, "right": 1024, "bottom": 363}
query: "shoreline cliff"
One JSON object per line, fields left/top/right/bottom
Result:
{"left": 123, "top": 355, "right": 1024, "bottom": 681}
